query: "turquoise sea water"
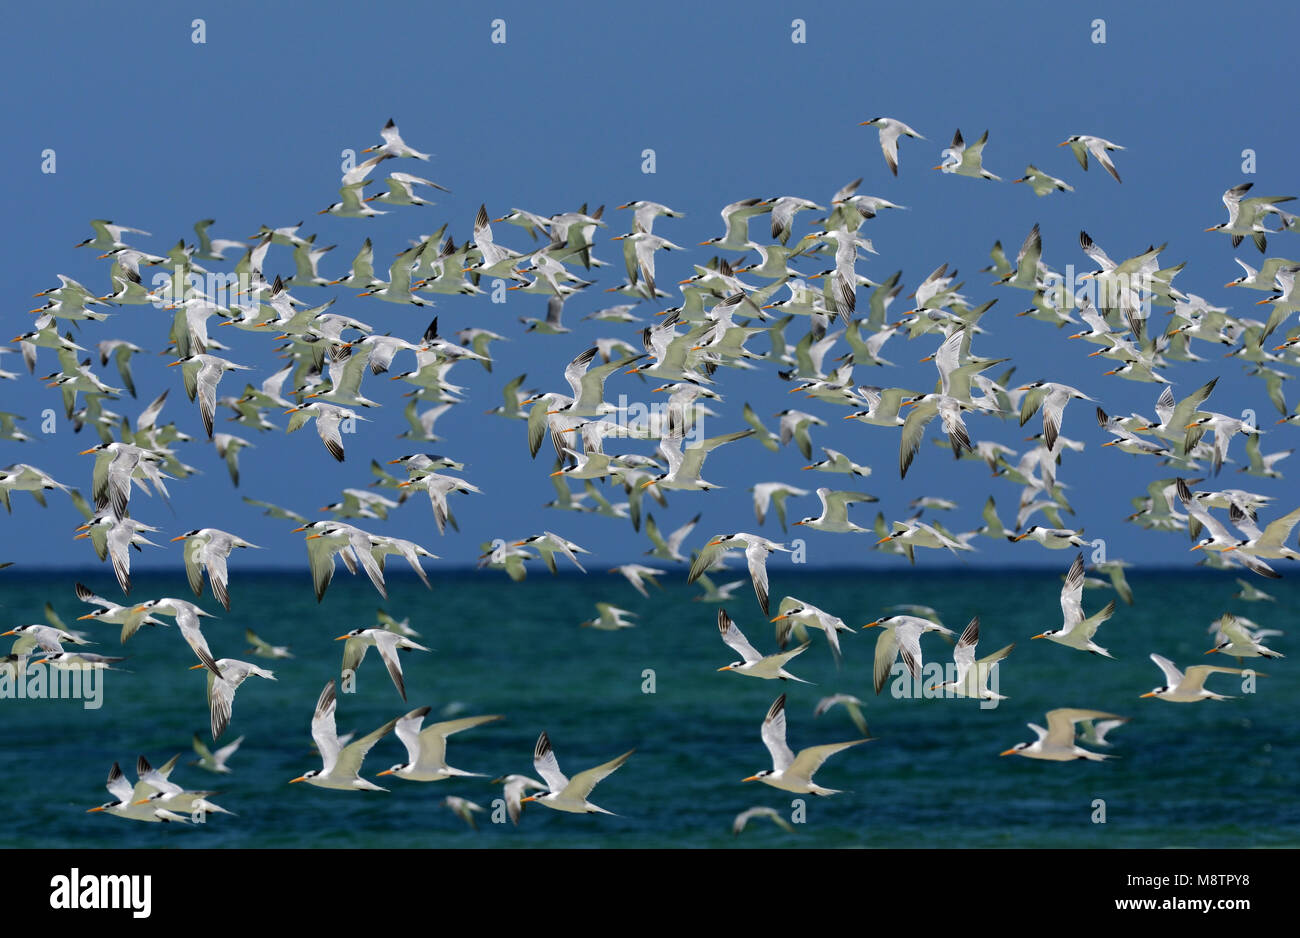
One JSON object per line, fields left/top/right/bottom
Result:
{"left": 2, "top": 567, "right": 1295, "bottom": 848}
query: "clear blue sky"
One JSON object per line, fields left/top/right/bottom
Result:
{"left": 3, "top": 0, "right": 1298, "bottom": 573}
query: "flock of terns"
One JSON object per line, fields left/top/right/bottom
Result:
{"left": 4, "top": 113, "right": 1297, "bottom": 833}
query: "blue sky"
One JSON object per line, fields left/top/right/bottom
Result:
{"left": 3, "top": 0, "right": 1298, "bottom": 573}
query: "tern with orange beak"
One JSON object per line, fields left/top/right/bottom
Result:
{"left": 87, "top": 757, "right": 189, "bottom": 823}
{"left": 1001, "top": 708, "right": 1125, "bottom": 760}
{"left": 862, "top": 614, "right": 955, "bottom": 695}
{"left": 792, "top": 487, "right": 876, "bottom": 533}
{"left": 742, "top": 693, "right": 868, "bottom": 795}
{"left": 1030, "top": 553, "right": 1117, "bottom": 657}
{"left": 687, "top": 532, "right": 789, "bottom": 616}
{"left": 1206, "top": 613, "right": 1285, "bottom": 659}
{"left": 520, "top": 731, "right": 633, "bottom": 815}
{"left": 335, "top": 627, "right": 431, "bottom": 702}
{"left": 1140, "top": 653, "right": 1261, "bottom": 702}
{"left": 188, "top": 657, "right": 275, "bottom": 740}
{"left": 1059, "top": 135, "right": 1125, "bottom": 183}
{"left": 360, "top": 118, "right": 431, "bottom": 161}
{"left": 132, "top": 597, "right": 221, "bottom": 675}
{"left": 510, "top": 532, "right": 589, "bottom": 574}
{"left": 859, "top": 117, "right": 925, "bottom": 176}
{"left": 770, "top": 596, "right": 853, "bottom": 665}
{"left": 72, "top": 581, "right": 166, "bottom": 644}
{"left": 376, "top": 709, "right": 503, "bottom": 781}
{"left": 169, "top": 528, "right": 261, "bottom": 611}
{"left": 927, "top": 617, "right": 1014, "bottom": 701}
{"left": 716, "top": 609, "right": 811, "bottom": 682}
{"left": 290, "top": 680, "right": 398, "bottom": 791}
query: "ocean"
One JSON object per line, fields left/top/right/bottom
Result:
{"left": 3, "top": 567, "right": 1294, "bottom": 848}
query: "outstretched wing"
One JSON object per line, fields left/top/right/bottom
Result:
{"left": 760, "top": 694, "right": 795, "bottom": 772}
{"left": 533, "top": 731, "right": 569, "bottom": 792}
{"left": 718, "top": 609, "right": 761, "bottom": 663}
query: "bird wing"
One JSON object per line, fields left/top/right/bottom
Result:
{"left": 1257, "top": 505, "right": 1300, "bottom": 550}
{"left": 894, "top": 623, "right": 925, "bottom": 680}
{"left": 1078, "top": 230, "right": 1115, "bottom": 271}
{"left": 394, "top": 706, "right": 432, "bottom": 764}
{"left": 680, "top": 428, "right": 754, "bottom": 482}
{"left": 1090, "top": 141, "right": 1122, "bottom": 182}
{"left": 311, "top": 681, "right": 341, "bottom": 774}
{"left": 563, "top": 749, "right": 634, "bottom": 802}
{"left": 1182, "top": 664, "right": 1246, "bottom": 691}
{"left": 952, "top": 616, "right": 979, "bottom": 680}
{"left": 1176, "top": 479, "right": 1232, "bottom": 542}
{"left": 562, "top": 346, "right": 598, "bottom": 400}
{"left": 899, "top": 397, "right": 940, "bottom": 478}
{"left": 421, "top": 714, "right": 503, "bottom": 768}
{"left": 879, "top": 125, "right": 902, "bottom": 176}
{"left": 1044, "top": 708, "right": 1121, "bottom": 747}
{"left": 1149, "top": 653, "right": 1184, "bottom": 688}
{"left": 687, "top": 538, "right": 730, "bottom": 584}
{"left": 718, "top": 609, "right": 761, "bottom": 663}
{"left": 306, "top": 535, "right": 338, "bottom": 603}
{"left": 105, "top": 762, "right": 133, "bottom": 803}
{"left": 316, "top": 408, "right": 347, "bottom": 463}
{"left": 760, "top": 694, "right": 795, "bottom": 772}
{"left": 542, "top": 531, "right": 586, "bottom": 573}
{"left": 1169, "top": 377, "right": 1218, "bottom": 434}
{"left": 666, "top": 513, "right": 700, "bottom": 556}
{"left": 336, "top": 716, "right": 399, "bottom": 780}
{"left": 372, "top": 630, "right": 408, "bottom": 700}
{"left": 1218, "top": 615, "right": 1254, "bottom": 647}
{"left": 1059, "top": 553, "right": 1086, "bottom": 630}
{"left": 533, "top": 731, "right": 570, "bottom": 792}
{"left": 872, "top": 627, "right": 901, "bottom": 694}
{"left": 745, "top": 541, "right": 773, "bottom": 616}
{"left": 789, "top": 740, "right": 865, "bottom": 782}
{"left": 207, "top": 669, "right": 237, "bottom": 740}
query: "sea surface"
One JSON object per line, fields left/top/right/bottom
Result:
{"left": 2, "top": 567, "right": 1295, "bottom": 848}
